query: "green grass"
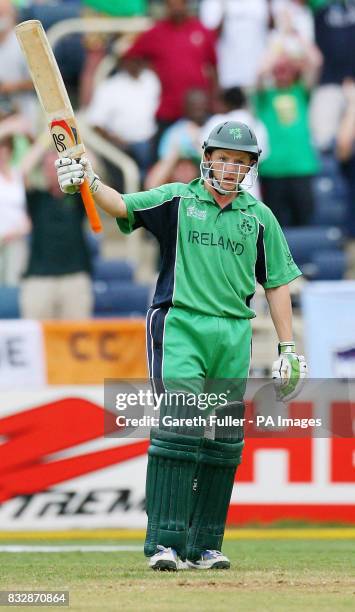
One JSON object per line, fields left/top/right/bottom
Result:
{"left": 0, "top": 539, "right": 354, "bottom": 611}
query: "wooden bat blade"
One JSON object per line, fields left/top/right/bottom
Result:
{"left": 15, "top": 19, "right": 102, "bottom": 233}
{"left": 15, "top": 20, "right": 72, "bottom": 116}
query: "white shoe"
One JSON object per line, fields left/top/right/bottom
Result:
{"left": 149, "top": 545, "right": 186, "bottom": 571}
{"left": 186, "top": 550, "right": 230, "bottom": 570}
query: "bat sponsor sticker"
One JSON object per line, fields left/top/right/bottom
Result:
{"left": 50, "top": 119, "right": 78, "bottom": 153}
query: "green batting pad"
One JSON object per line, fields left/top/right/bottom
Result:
{"left": 144, "top": 429, "right": 200, "bottom": 559}
{"left": 187, "top": 438, "right": 244, "bottom": 560}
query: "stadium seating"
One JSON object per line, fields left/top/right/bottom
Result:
{"left": 93, "top": 259, "right": 134, "bottom": 282}
{"left": 311, "top": 153, "right": 348, "bottom": 227}
{"left": 310, "top": 250, "right": 347, "bottom": 281}
{"left": 87, "top": 233, "right": 150, "bottom": 316}
{"left": 93, "top": 280, "right": 151, "bottom": 317}
{"left": 0, "top": 287, "right": 20, "bottom": 319}
{"left": 0, "top": 279, "right": 150, "bottom": 319}
{"left": 284, "top": 226, "right": 346, "bottom": 280}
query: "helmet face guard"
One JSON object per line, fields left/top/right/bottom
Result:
{"left": 201, "top": 120, "right": 261, "bottom": 194}
{"left": 200, "top": 158, "right": 258, "bottom": 194}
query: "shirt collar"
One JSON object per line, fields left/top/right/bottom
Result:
{"left": 188, "top": 178, "right": 256, "bottom": 210}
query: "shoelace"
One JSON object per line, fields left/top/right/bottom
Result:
{"left": 205, "top": 549, "right": 223, "bottom": 558}
{"left": 156, "top": 545, "right": 176, "bottom": 557}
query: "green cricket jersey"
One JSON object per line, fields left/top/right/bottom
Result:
{"left": 117, "top": 179, "right": 301, "bottom": 318}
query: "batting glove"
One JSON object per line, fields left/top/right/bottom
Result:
{"left": 55, "top": 156, "right": 100, "bottom": 195}
{"left": 272, "top": 341, "right": 308, "bottom": 402}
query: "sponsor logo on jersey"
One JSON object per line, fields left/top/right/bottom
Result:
{"left": 187, "top": 205, "right": 207, "bottom": 221}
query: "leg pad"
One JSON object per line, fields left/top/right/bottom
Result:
{"left": 144, "top": 428, "right": 200, "bottom": 559}
{"left": 187, "top": 437, "right": 244, "bottom": 560}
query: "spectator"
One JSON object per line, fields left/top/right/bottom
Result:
{"left": 145, "top": 150, "right": 200, "bottom": 190}
{"left": 307, "top": 0, "right": 355, "bottom": 83}
{"left": 86, "top": 56, "right": 161, "bottom": 180}
{"left": 0, "top": 0, "right": 36, "bottom": 126}
{"left": 272, "top": 0, "right": 315, "bottom": 46}
{"left": 265, "top": 1, "right": 317, "bottom": 70}
{"left": 158, "top": 88, "right": 209, "bottom": 162}
{"left": 254, "top": 53, "right": 320, "bottom": 226}
{"left": 199, "top": 0, "right": 271, "bottom": 89}
{"left": 201, "top": 87, "right": 269, "bottom": 199}
{"left": 124, "top": 0, "right": 217, "bottom": 134}
{"left": 336, "top": 78, "right": 355, "bottom": 275}
{"left": 20, "top": 146, "right": 93, "bottom": 319}
{"left": 306, "top": 0, "right": 355, "bottom": 151}
{"left": 0, "top": 113, "right": 30, "bottom": 286}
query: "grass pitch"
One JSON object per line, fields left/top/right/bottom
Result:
{"left": 0, "top": 535, "right": 354, "bottom": 611}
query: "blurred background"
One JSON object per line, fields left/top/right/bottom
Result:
{"left": 0, "top": 0, "right": 354, "bottom": 532}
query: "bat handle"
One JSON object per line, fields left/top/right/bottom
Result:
{"left": 79, "top": 179, "right": 102, "bottom": 233}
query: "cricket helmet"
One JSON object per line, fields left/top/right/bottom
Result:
{"left": 201, "top": 121, "right": 261, "bottom": 194}
{"left": 202, "top": 121, "right": 261, "bottom": 159}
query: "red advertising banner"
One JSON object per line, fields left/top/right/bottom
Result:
{"left": 0, "top": 390, "right": 353, "bottom": 530}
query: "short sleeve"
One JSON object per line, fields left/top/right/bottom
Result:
{"left": 257, "top": 209, "right": 302, "bottom": 288}
{"left": 116, "top": 184, "right": 179, "bottom": 239}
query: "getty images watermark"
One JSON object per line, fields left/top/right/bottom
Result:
{"left": 104, "top": 378, "right": 355, "bottom": 439}
{"left": 115, "top": 388, "right": 230, "bottom": 411}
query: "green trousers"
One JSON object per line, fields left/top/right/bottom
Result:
{"left": 145, "top": 306, "right": 251, "bottom": 559}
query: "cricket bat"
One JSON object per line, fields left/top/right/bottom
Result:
{"left": 15, "top": 19, "right": 102, "bottom": 233}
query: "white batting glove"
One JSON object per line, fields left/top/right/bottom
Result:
{"left": 272, "top": 341, "right": 308, "bottom": 402}
{"left": 55, "top": 156, "right": 100, "bottom": 195}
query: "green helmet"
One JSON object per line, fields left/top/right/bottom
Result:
{"left": 203, "top": 121, "right": 261, "bottom": 159}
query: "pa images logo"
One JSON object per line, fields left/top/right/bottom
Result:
{"left": 238, "top": 217, "right": 255, "bottom": 238}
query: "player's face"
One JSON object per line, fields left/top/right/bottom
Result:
{"left": 207, "top": 149, "right": 254, "bottom": 192}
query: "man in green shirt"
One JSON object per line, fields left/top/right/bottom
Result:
{"left": 254, "top": 54, "right": 320, "bottom": 226}
{"left": 55, "top": 121, "right": 307, "bottom": 571}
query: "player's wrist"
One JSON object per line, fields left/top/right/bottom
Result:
{"left": 278, "top": 341, "right": 296, "bottom": 355}
{"left": 89, "top": 174, "right": 101, "bottom": 194}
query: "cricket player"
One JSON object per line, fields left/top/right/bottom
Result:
{"left": 56, "top": 121, "right": 307, "bottom": 571}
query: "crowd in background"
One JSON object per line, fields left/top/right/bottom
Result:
{"left": 0, "top": 0, "right": 355, "bottom": 319}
